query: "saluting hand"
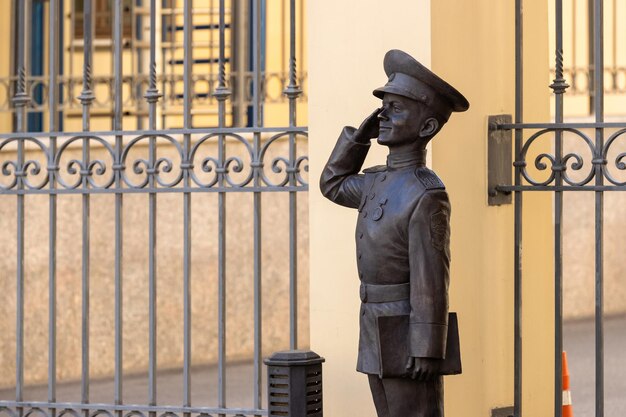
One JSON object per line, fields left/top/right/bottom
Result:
{"left": 353, "top": 108, "right": 382, "bottom": 143}
{"left": 406, "top": 356, "right": 442, "bottom": 381}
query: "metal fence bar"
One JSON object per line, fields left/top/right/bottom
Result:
{"left": 146, "top": 0, "right": 162, "bottom": 410}
{"left": 13, "top": 1, "right": 30, "bottom": 415}
{"left": 78, "top": 0, "right": 95, "bottom": 410}
{"left": 593, "top": 0, "right": 605, "bottom": 416}
{"left": 182, "top": 0, "right": 193, "bottom": 411}
{"left": 113, "top": 0, "right": 124, "bottom": 411}
{"left": 215, "top": 3, "right": 230, "bottom": 414}
{"left": 252, "top": 1, "right": 263, "bottom": 414}
{"left": 514, "top": 0, "right": 523, "bottom": 416}
{"left": 550, "top": 0, "right": 567, "bottom": 415}
{"left": 0, "top": 186, "right": 309, "bottom": 196}
{"left": 48, "top": 0, "right": 60, "bottom": 412}
{"left": 285, "top": 0, "right": 301, "bottom": 351}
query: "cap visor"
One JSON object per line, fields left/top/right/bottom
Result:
{"left": 372, "top": 85, "right": 418, "bottom": 101}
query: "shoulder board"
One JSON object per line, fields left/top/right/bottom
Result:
{"left": 362, "top": 165, "right": 387, "bottom": 174}
{"left": 415, "top": 167, "right": 445, "bottom": 190}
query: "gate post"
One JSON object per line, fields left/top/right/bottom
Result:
{"left": 265, "top": 350, "right": 325, "bottom": 417}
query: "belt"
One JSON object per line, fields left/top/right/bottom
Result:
{"left": 359, "top": 282, "right": 410, "bottom": 303}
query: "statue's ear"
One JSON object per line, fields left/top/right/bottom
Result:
{"left": 419, "top": 117, "right": 439, "bottom": 138}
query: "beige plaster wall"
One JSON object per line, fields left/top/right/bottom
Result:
{"left": 308, "top": 1, "right": 433, "bottom": 415}
{"left": 309, "top": 1, "right": 555, "bottom": 417}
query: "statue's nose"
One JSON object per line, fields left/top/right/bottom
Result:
{"left": 378, "top": 108, "right": 389, "bottom": 121}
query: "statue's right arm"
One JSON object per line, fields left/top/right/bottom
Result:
{"left": 319, "top": 126, "right": 370, "bottom": 209}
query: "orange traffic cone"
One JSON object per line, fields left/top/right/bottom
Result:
{"left": 562, "top": 351, "right": 574, "bottom": 417}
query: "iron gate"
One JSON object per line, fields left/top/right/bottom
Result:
{"left": 490, "top": 0, "right": 626, "bottom": 416}
{"left": 0, "top": 1, "right": 309, "bottom": 417}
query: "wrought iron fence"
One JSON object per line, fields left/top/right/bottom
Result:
{"left": 493, "top": 0, "right": 625, "bottom": 416}
{"left": 0, "top": 1, "right": 307, "bottom": 417}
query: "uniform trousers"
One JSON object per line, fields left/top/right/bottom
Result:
{"left": 367, "top": 374, "right": 444, "bottom": 417}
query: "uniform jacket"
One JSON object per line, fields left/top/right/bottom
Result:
{"left": 320, "top": 126, "right": 452, "bottom": 376}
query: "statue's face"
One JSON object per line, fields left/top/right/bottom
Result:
{"left": 377, "top": 93, "right": 425, "bottom": 148}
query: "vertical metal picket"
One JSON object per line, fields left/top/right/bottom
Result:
{"left": 78, "top": 1, "right": 95, "bottom": 413}
{"left": 182, "top": 0, "right": 193, "bottom": 415}
{"left": 285, "top": 0, "right": 301, "bottom": 351}
{"left": 113, "top": 1, "right": 124, "bottom": 415}
{"left": 214, "top": 1, "right": 230, "bottom": 413}
{"left": 48, "top": 2, "right": 59, "bottom": 417}
{"left": 592, "top": 0, "right": 605, "bottom": 416}
{"left": 145, "top": 0, "right": 162, "bottom": 412}
{"left": 550, "top": 0, "right": 568, "bottom": 415}
{"left": 252, "top": 1, "right": 263, "bottom": 415}
{"left": 513, "top": 0, "right": 523, "bottom": 416}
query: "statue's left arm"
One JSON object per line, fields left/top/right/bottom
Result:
{"left": 407, "top": 188, "right": 451, "bottom": 365}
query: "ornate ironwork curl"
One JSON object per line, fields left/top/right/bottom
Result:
{"left": 295, "top": 155, "right": 309, "bottom": 186}
{"left": 519, "top": 128, "right": 596, "bottom": 186}
{"left": 561, "top": 129, "right": 596, "bottom": 186}
{"left": 188, "top": 134, "right": 220, "bottom": 188}
{"left": 0, "top": 136, "right": 50, "bottom": 190}
{"left": 604, "top": 128, "right": 626, "bottom": 185}
{"left": 259, "top": 132, "right": 308, "bottom": 187}
{"left": 121, "top": 134, "right": 184, "bottom": 189}
{"left": 190, "top": 133, "right": 254, "bottom": 188}
{"left": 55, "top": 135, "right": 116, "bottom": 189}
{"left": 258, "top": 132, "right": 307, "bottom": 187}
{"left": 0, "top": 160, "right": 19, "bottom": 190}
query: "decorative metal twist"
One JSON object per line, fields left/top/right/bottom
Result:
{"left": 549, "top": 49, "right": 569, "bottom": 95}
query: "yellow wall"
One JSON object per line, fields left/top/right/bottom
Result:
{"left": 309, "top": 1, "right": 555, "bottom": 417}
{"left": 308, "top": 1, "right": 432, "bottom": 416}
{"left": 0, "top": 3, "right": 13, "bottom": 131}
{"left": 432, "top": 1, "right": 554, "bottom": 416}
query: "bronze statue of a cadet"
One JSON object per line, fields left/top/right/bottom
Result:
{"left": 319, "top": 49, "right": 469, "bottom": 417}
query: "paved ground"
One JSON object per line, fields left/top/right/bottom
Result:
{"left": 1, "top": 315, "right": 624, "bottom": 415}
{"left": 564, "top": 314, "right": 626, "bottom": 417}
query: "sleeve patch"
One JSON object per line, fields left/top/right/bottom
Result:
{"left": 415, "top": 168, "right": 445, "bottom": 190}
{"left": 430, "top": 209, "right": 450, "bottom": 251}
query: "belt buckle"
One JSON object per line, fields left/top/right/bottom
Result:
{"left": 359, "top": 283, "right": 367, "bottom": 302}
